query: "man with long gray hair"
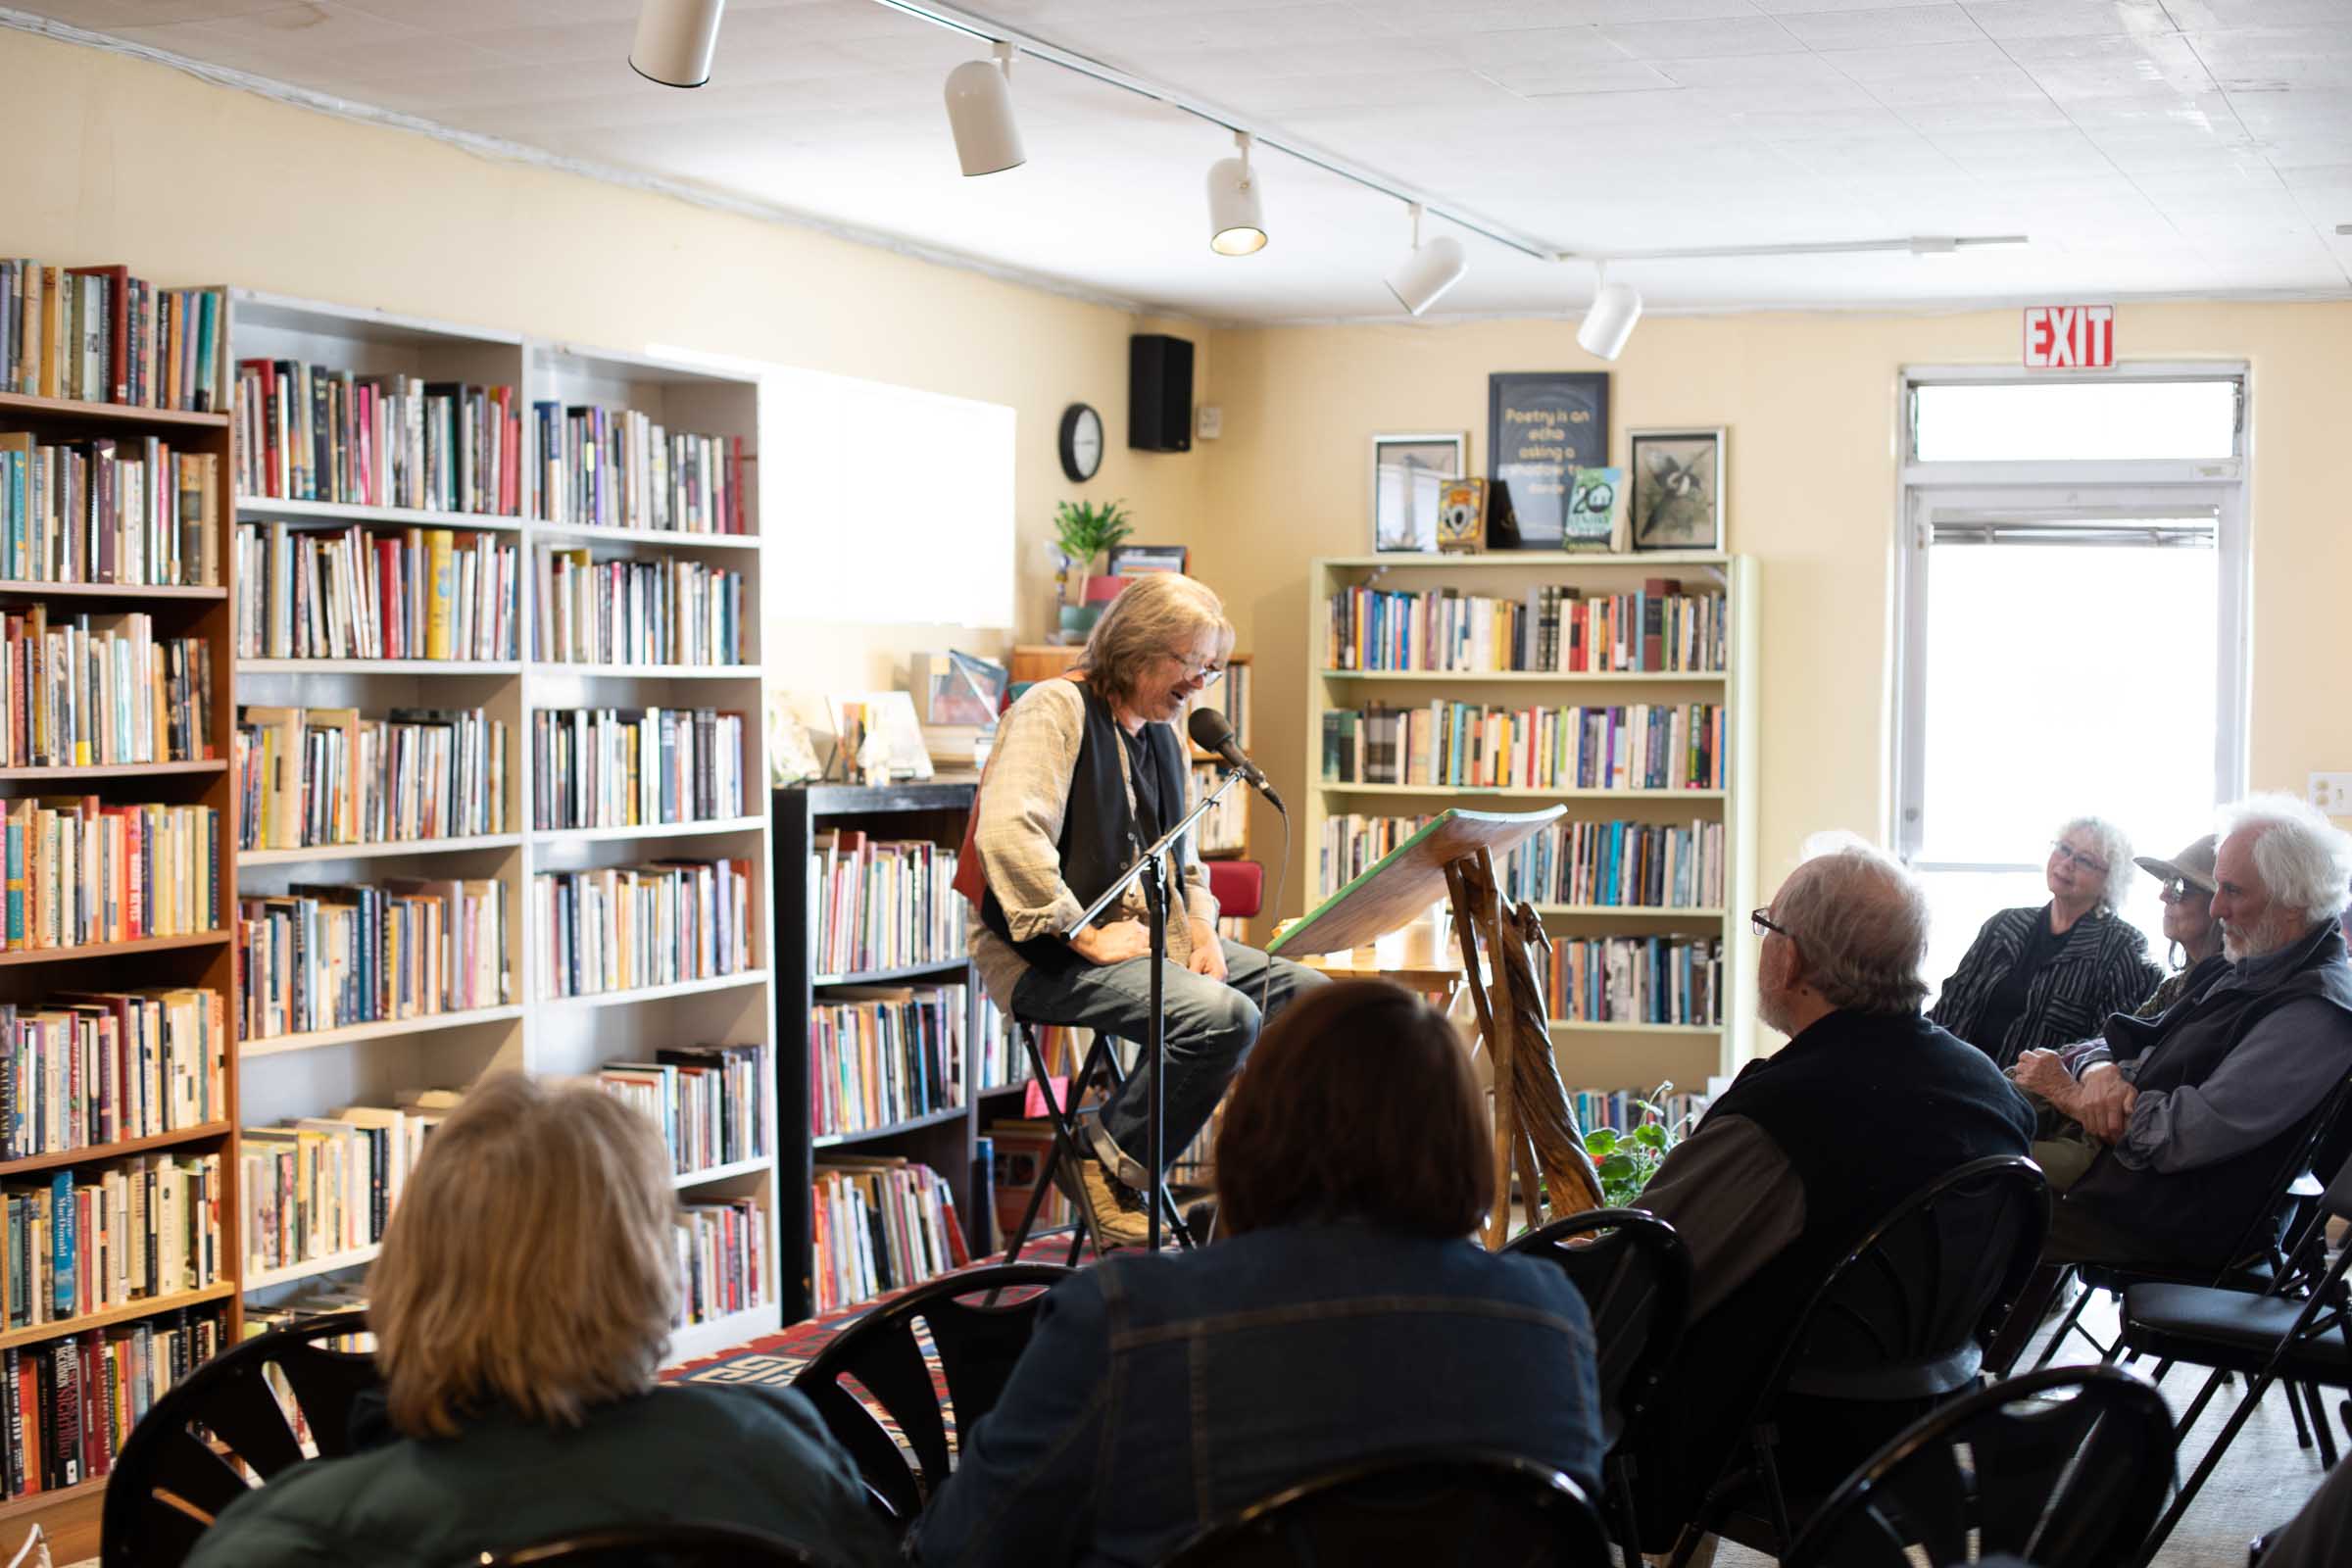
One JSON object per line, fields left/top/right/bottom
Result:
{"left": 1622, "top": 842, "right": 2034, "bottom": 1552}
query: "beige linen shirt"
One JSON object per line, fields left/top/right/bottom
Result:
{"left": 966, "top": 678, "right": 1219, "bottom": 1008}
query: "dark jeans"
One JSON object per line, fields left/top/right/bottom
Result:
{"left": 1011, "top": 943, "right": 1326, "bottom": 1187}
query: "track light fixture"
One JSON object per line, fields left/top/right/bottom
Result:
{"left": 944, "top": 41, "right": 1025, "bottom": 177}
{"left": 629, "top": 0, "right": 726, "bottom": 88}
{"left": 1576, "top": 263, "right": 1642, "bottom": 362}
{"left": 1206, "top": 131, "right": 1268, "bottom": 256}
{"left": 1385, "top": 204, "right": 1468, "bottom": 317}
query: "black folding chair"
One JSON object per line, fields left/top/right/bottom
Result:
{"left": 1667, "top": 1155, "right": 2051, "bottom": 1568}
{"left": 1000, "top": 1021, "right": 1194, "bottom": 1260}
{"left": 102, "top": 1308, "right": 378, "bottom": 1568}
{"left": 2026, "top": 1064, "right": 2352, "bottom": 1460}
{"left": 1506, "top": 1208, "right": 1691, "bottom": 1568}
{"left": 1156, "top": 1446, "right": 1615, "bottom": 1568}
{"left": 2120, "top": 1155, "right": 2352, "bottom": 1565}
{"left": 1781, "top": 1364, "right": 2175, "bottom": 1568}
{"left": 788, "top": 1260, "right": 1075, "bottom": 1527}
{"left": 472, "top": 1522, "right": 845, "bottom": 1567}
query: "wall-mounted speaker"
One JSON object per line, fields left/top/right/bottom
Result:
{"left": 1129, "top": 333, "right": 1194, "bottom": 453}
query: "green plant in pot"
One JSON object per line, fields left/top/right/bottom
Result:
{"left": 1581, "top": 1082, "right": 1694, "bottom": 1208}
{"left": 1052, "top": 499, "right": 1135, "bottom": 640}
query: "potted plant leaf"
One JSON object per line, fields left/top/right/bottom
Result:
{"left": 1053, "top": 499, "right": 1134, "bottom": 641}
{"left": 1581, "top": 1082, "right": 1695, "bottom": 1207}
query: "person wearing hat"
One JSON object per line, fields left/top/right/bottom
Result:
{"left": 2129, "top": 833, "right": 2230, "bottom": 1020}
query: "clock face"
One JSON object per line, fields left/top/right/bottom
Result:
{"left": 1060, "top": 403, "right": 1104, "bottom": 482}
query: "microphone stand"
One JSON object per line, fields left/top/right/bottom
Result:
{"left": 1073, "top": 761, "right": 1248, "bottom": 1251}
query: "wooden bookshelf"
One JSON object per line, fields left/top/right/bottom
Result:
{"left": 1304, "top": 553, "right": 1760, "bottom": 1100}
{"left": 0, "top": 347, "right": 243, "bottom": 1544}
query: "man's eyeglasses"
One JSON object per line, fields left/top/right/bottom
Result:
{"left": 2049, "top": 841, "right": 2111, "bottom": 875}
{"left": 1169, "top": 654, "right": 1224, "bottom": 684}
{"left": 1751, "top": 907, "right": 1791, "bottom": 941}
{"left": 2159, "top": 878, "right": 2207, "bottom": 905}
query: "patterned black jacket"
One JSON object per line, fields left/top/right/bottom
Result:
{"left": 1928, "top": 902, "right": 2163, "bottom": 1068}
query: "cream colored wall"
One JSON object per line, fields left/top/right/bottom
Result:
{"left": 1196, "top": 303, "right": 2352, "bottom": 917}
{"left": 3, "top": 29, "right": 1208, "bottom": 691}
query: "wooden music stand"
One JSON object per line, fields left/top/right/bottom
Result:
{"left": 1270, "top": 808, "right": 1606, "bottom": 1248}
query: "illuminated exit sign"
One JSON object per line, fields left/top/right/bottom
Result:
{"left": 2023, "top": 305, "right": 2114, "bottom": 368}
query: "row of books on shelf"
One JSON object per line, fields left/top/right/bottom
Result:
{"left": 235, "top": 363, "right": 522, "bottom": 517}
{"left": 677, "top": 1195, "right": 764, "bottom": 1329}
{"left": 2, "top": 989, "right": 226, "bottom": 1161}
{"left": 1539, "top": 936, "right": 1723, "bottom": 1027}
{"left": 1195, "top": 661, "right": 1251, "bottom": 749}
{"left": 809, "top": 831, "right": 966, "bottom": 979}
{"left": 236, "top": 879, "right": 510, "bottom": 1041}
{"left": 1191, "top": 763, "right": 1248, "bottom": 856}
{"left": 4, "top": 1152, "right": 223, "bottom": 1330}
{"left": 530, "top": 708, "right": 747, "bottom": 832}
{"left": 533, "top": 405, "right": 746, "bottom": 536}
{"left": 811, "top": 1156, "right": 969, "bottom": 1316}
{"left": 533, "top": 858, "right": 756, "bottom": 1001}
{"left": 810, "top": 983, "right": 966, "bottom": 1141}
{"left": 0, "top": 263, "right": 222, "bottom": 412}
{"left": 243, "top": 1095, "right": 450, "bottom": 1275}
{"left": 236, "top": 705, "right": 508, "bottom": 851}
{"left": 232, "top": 521, "right": 519, "bottom": 662}
{"left": 1, "top": 611, "right": 213, "bottom": 767}
{"left": 596, "top": 1043, "right": 769, "bottom": 1178}
{"left": 1324, "top": 579, "right": 1726, "bottom": 674}
{"left": 1320, "top": 815, "right": 1727, "bottom": 912}
{"left": 1, "top": 1303, "right": 227, "bottom": 1498}
{"left": 0, "top": 433, "right": 220, "bottom": 586}
{"left": 1321, "top": 702, "right": 1727, "bottom": 792}
{"left": 535, "top": 551, "right": 746, "bottom": 667}
{"left": 969, "top": 996, "right": 1026, "bottom": 1094}
{"left": 2, "top": 800, "right": 219, "bottom": 953}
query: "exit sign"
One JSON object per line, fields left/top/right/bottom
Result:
{"left": 2023, "top": 305, "right": 2114, "bottom": 368}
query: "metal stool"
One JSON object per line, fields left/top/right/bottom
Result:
{"left": 999, "top": 1020, "right": 1194, "bottom": 1261}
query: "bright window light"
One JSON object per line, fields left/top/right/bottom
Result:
{"left": 1914, "top": 380, "right": 2238, "bottom": 463}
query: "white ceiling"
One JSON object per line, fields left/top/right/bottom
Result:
{"left": 18, "top": 0, "right": 2352, "bottom": 318}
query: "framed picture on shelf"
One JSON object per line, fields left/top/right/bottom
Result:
{"left": 1629, "top": 428, "right": 1725, "bottom": 552}
{"left": 1487, "top": 372, "right": 1608, "bottom": 550}
{"left": 1371, "top": 432, "right": 1466, "bottom": 553}
{"left": 1106, "top": 544, "right": 1189, "bottom": 575}
{"left": 1437, "top": 478, "right": 1487, "bottom": 554}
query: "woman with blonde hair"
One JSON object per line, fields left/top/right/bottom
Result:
{"left": 185, "top": 1073, "right": 891, "bottom": 1568}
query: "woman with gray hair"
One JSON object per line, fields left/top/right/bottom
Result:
{"left": 1929, "top": 814, "right": 2163, "bottom": 1069}
{"left": 962, "top": 571, "right": 1325, "bottom": 1249}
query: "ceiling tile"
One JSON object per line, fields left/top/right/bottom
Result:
{"left": 1777, "top": 5, "right": 1988, "bottom": 50}
{"left": 1595, "top": 15, "right": 1805, "bottom": 58}
{"left": 2161, "top": 0, "right": 2352, "bottom": 25}
{"left": 2005, "top": 31, "right": 2220, "bottom": 99}
{"left": 2182, "top": 25, "right": 2352, "bottom": 90}
{"left": 1652, "top": 49, "right": 1855, "bottom": 85}
{"left": 1958, "top": 0, "right": 2178, "bottom": 39}
{"left": 1893, "top": 98, "right": 2073, "bottom": 131}
{"left": 1927, "top": 125, "right": 2119, "bottom": 175}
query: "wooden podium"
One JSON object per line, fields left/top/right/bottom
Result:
{"left": 1270, "top": 808, "right": 1605, "bottom": 1248}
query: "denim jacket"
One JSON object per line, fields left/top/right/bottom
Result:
{"left": 912, "top": 1221, "right": 1603, "bottom": 1568}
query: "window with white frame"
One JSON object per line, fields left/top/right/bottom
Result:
{"left": 1895, "top": 368, "right": 2248, "bottom": 997}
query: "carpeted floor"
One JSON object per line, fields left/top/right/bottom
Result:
{"left": 680, "top": 1261, "right": 2340, "bottom": 1568}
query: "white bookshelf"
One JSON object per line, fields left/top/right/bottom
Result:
{"left": 226, "top": 293, "right": 780, "bottom": 1363}
{"left": 1305, "top": 551, "right": 1760, "bottom": 1093}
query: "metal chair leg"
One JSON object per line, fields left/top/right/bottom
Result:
{"left": 2032, "top": 1275, "right": 2094, "bottom": 1370}
{"left": 2305, "top": 1381, "right": 2336, "bottom": 1466}
{"left": 2139, "top": 1367, "right": 2284, "bottom": 1567}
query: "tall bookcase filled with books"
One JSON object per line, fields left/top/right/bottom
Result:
{"left": 0, "top": 267, "right": 240, "bottom": 1543}
{"left": 1306, "top": 552, "right": 1759, "bottom": 1110}
{"left": 223, "top": 293, "right": 777, "bottom": 1371}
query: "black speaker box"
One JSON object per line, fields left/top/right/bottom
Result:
{"left": 1129, "top": 333, "right": 1194, "bottom": 453}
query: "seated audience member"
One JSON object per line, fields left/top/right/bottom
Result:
{"left": 1625, "top": 844, "right": 2034, "bottom": 1544}
{"left": 2013, "top": 834, "right": 2231, "bottom": 1189}
{"left": 1998, "top": 796, "right": 2352, "bottom": 1293}
{"left": 911, "top": 980, "right": 1604, "bottom": 1568}
{"left": 2255, "top": 1448, "right": 2352, "bottom": 1568}
{"left": 185, "top": 1074, "right": 892, "bottom": 1568}
{"left": 1929, "top": 815, "right": 2162, "bottom": 1068}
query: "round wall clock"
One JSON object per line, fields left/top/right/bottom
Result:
{"left": 1058, "top": 403, "right": 1104, "bottom": 482}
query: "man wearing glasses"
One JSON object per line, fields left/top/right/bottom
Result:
{"left": 965, "top": 571, "right": 1324, "bottom": 1250}
{"left": 1615, "top": 842, "right": 2033, "bottom": 1552}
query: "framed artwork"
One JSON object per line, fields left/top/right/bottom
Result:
{"left": 1438, "top": 478, "right": 1487, "bottom": 554}
{"left": 1563, "top": 466, "right": 1626, "bottom": 554}
{"left": 1487, "top": 372, "right": 1609, "bottom": 550}
{"left": 1372, "top": 432, "right": 1467, "bottom": 553}
{"left": 1629, "top": 428, "right": 1725, "bottom": 552}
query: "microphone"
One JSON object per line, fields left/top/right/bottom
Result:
{"left": 1188, "top": 708, "right": 1284, "bottom": 813}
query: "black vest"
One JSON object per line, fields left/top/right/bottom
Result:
{"left": 979, "top": 682, "right": 1191, "bottom": 978}
{"left": 1632, "top": 1010, "right": 2034, "bottom": 1535}
{"left": 2059, "top": 920, "right": 2352, "bottom": 1266}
